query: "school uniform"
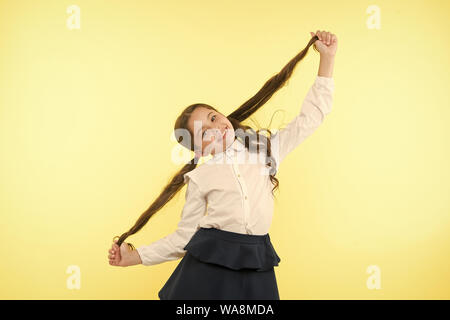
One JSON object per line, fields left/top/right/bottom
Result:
{"left": 136, "top": 75, "right": 335, "bottom": 300}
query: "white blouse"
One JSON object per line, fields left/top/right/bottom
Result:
{"left": 136, "top": 75, "right": 335, "bottom": 266}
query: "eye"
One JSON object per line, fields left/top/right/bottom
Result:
{"left": 202, "top": 115, "right": 216, "bottom": 138}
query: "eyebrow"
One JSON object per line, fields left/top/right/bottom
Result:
{"left": 195, "top": 111, "right": 213, "bottom": 137}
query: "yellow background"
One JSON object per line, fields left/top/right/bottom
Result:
{"left": 1, "top": 0, "right": 449, "bottom": 299}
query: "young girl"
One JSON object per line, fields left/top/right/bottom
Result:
{"left": 108, "top": 30, "right": 337, "bottom": 300}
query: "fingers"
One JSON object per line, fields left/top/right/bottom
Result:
{"left": 108, "top": 253, "right": 118, "bottom": 266}
{"left": 331, "top": 34, "right": 337, "bottom": 44}
{"left": 108, "top": 239, "right": 120, "bottom": 266}
{"left": 109, "top": 258, "right": 117, "bottom": 266}
{"left": 321, "top": 31, "right": 329, "bottom": 45}
{"left": 313, "top": 30, "right": 336, "bottom": 45}
{"left": 109, "top": 251, "right": 116, "bottom": 265}
{"left": 314, "top": 30, "right": 326, "bottom": 42}
{"left": 113, "top": 240, "right": 119, "bottom": 251}
{"left": 108, "top": 249, "right": 116, "bottom": 260}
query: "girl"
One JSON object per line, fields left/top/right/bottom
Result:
{"left": 108, "top": 30, "right": 337, "bottom": 300}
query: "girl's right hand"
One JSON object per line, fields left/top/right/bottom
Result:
{"left": 108, "top": 240, "right": 128, "bottom": 267}
{"left": 108, "top": 239, "right": 142, "bottom": 267}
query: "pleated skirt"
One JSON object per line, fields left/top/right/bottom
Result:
{"left": 158, "top": 227, "right": 281, "bottom": 300}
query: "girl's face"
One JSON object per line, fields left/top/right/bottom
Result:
{"left": 187, "top": 107, "right": 235, "bottom": 158}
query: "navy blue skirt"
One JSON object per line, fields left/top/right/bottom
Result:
{"left": 158, "top": 227, "right": 281, "bottom": 300}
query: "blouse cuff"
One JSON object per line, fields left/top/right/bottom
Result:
{"left": 315, "top": 75, "right": 335, "bottom": 91}
{"left": 136, "top": 246, "right": 150, "bottom": 266}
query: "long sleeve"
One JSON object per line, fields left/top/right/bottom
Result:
{"left": 270, "top": 75, "right": 334, "bottom": 169}
{"left": 136, "top": 176, "right": 207, "bottom": 266}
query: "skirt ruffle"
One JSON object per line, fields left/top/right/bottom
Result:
{"left": 183, "top": 227, "right": 281, "bottom": 272}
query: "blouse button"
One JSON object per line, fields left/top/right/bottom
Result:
{"left": 237, "top": 174, "right": 241, "bottom": 177}
{"left": 244, "top": 195, "right": 248, "bottom": 200}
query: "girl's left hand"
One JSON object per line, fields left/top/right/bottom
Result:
{"left": 310, "top": 30, "right": 338, "bottom": 57}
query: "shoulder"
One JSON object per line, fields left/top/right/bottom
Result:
{"left": 183, "top": 157, "right": 217, "bottom": 185}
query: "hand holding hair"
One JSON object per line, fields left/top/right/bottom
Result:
{"left": 108, "top": 238, "right": 142, "bottom": 267}
{"left": 310, "top": 30, "right": 338, "bottom": 58}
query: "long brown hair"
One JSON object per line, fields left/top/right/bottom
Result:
{"left": 114, "top": 36, "right": 320, "bottom": 248}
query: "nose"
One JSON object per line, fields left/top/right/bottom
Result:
{"left": 205, "top": 128, "right": 222, "bottom": 140}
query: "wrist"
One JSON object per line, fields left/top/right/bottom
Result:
{"left": 123, "top": 249, "right": 143, "bottom": 267}
{"left": 318, "top": 54, "right": 335, "bottom": 78}
{"left": 320, "top": 53, "right": 335, "bottom": 60}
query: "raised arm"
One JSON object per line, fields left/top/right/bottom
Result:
{"left": 135, "top": 176, "right": 207, "bottom": 266}
{"left": 270, "top": 54, "right": 335, "bottom": 169}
